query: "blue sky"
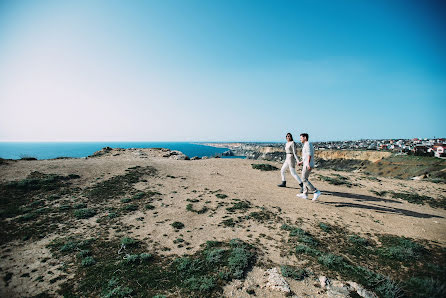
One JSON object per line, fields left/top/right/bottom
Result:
{"left": 0, "top": 0, "right": 445, "bottom": 141}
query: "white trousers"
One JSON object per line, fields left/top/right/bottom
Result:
{"left": 281, "top": 161, "right": 302, "bottom": 183}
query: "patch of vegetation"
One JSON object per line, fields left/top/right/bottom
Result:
{"left": 186, "top": 203, "right": 208, "bottom": 214}
{"left": 171, "top": 222, "right": 185, "bottom": 229}
{"left": 370, "top": 190, "right": 388, "bottom": 197}
{"left": 120, "top": 198, "right": 131, "bottom": 203}
{"left": 391, "top": 192, "right": 446, "bottom": 209}
{"left": 318, "top": 222, "right": 331, "bottom": 232}
{"left": 81, "top": 256, "right": 96, "bottom": 267}
{"left": 84, "top": 166, "right": 157, "bottom": 203}
{"left": 226, "top": 201, "right": 251, "bottom": 213}
{"left": 121, "top": 237, "right": 139, "bottom": 248}
{"left": 319, "top": 174, "right": 354, "bottom": 186}
{"left": 51, "top": 237, "right": 256, "bottom": 297}
{"left": 248, "top": 210, "right": 272, "bottom": 222}
{"left": 145, "top": 204, "right": 155, "bottom": 210}
{"left": 289, "top": 222, "right": 445, "bottom": 298}
{"left": 251, "top": 163, "right": 278, "bottom": 171}
{"left": 295, "top": 244, "right": 321, "bottom": 256}
{"left": 281, "top": 224, "right": 318, "bottom": 246}
{"left": 74, "top": 203, "right": 87, "bottom": 209}
{"left": 74, "top": 208, "right": 97, "bottom": 219}
{"left": 280, "top": 265, "right": 307, "bottom": 280}
{"left": 132, "top": 192, "right": 145, "bottom": 200}
{"left": 215, "top": 194, "right": 227, "bottom": 199}
{"left": 221, "top": 218, "right": 235, "bottom": 227}
{"left": 317, "top": 158, "right": 369, "bottom": 172}
{"left": 378, "top": 235, "right": 425, "bottom": 261}
{"left": 122, "top": 204, "right": 138, "bottom": 212}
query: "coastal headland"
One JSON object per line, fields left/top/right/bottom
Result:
{"left": 1, "top": 147, "right": 445, "bottom": 297}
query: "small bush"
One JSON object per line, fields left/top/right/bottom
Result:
{"left": 226, "top": 201, "right": 251, "bottom": 212}
{"left": 120, "top": 198, "right": 131, "bottom": 203}
{"left": 74, "top": 203, "right": 87, "bottom": 209}
{"left": 378, "top": 235, "right": 425, "bottom": 260}
{"left": 171, "top": 221, "right": 185, "bottom": 229}
{"left": 215, "top": 194, "right": 228, "bottom": 199}
{"left": 349, "top": 235, "right": 369, "bottom": 246}
{"left": 77, "top": 250, "right": 91, "bottom": 258}
{"left": 318, "top": 253, "right": 345, "bottom": 269}
{"left": 123, "top": 204, "right": 138, "bottom": 211}
{"left": 295, "top": 244, "right": 321, "bottom": 256}
{"left": 121, "top": 237, "right": 138, "bottom": 247}
{"left": 405, "top": 277, "right": 446, "bottom": 297}
{"left": 81, "top": 256, "right": 96, "bottom": 267}
{"left": 205, "top": 248, "right": 226, "bottom": 264}
{"left": 251, "top": 164, "right": 278, "bottom": 171}
{"left": 74, "top": 208, "right": 97, "bottom": 219}
{"left": 280, "top": 265, "right": 307, "bottom": 280}
{"left": 184, "top": 276, "right": 216, "bottom": 293}
{"left": 139, "top": 253, "right": 153, "bottom": 261}
{"left": 145, "top": 204, "right": 155, "bottom": 210}
{"left": 123, "top": 254, "right": 139, "bottom": 264}
{"left": 318, "top": 222, "right": 331, "bottom": 232}
{"left": 228, "top": 247, "right": 253, "bottom": 279}
{"left": 221, "top": 218, "right": 235, "bottom": 227}
{"left": 132, "top": 192, "right": 145, "bottom": 200}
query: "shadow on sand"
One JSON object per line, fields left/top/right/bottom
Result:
{"left": 320, "top": 190, "right": 443, "bottom": 219}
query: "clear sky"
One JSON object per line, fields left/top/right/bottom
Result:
{"left": 0, "top": 0, "right": 445, "bottom": 142}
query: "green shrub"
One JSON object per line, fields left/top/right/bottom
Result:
{"left": 140, "top": 253, "right": 153, "bottom": 261}
{"left": 251, "top": 164, "right": 278, "bottom": 171}
{"left": 74, "top": 203, "right": 87, "bottom": 209}
{"left": 280, "top": 265, "right": 307, "bottom": 280}
{"left": 123, "top": 204, "right": 138, "bottom": 211}
{"left": 171, "top": 221, "right": 185, "bottom": 229}
{"left": 132, "top": 192, "right": 145, "bottom": 200}
{"left": 81, "top": 256, "right": 96, "bottom": 267}
{"left": 318, "top": 253, "right": 345, "bottom": 269}
{"left": 74, "top": 208, "right": 97, "bottom": 219}
{"left": 205, "top": 248, "right": 226, "bottom": 264}
{"left": 378, "top": 235, "right": 425, "bottom": 260}
{"left": 123, "top": 254, "right": 139, "bottom": 264}
{"left": 184, "top": 276, "right": 216, "bottom": 293}
{"left": 348, "top": 235, "right": 369, "bottom": 246}
{"left": 226, "top": 201, "right": 251, "bottom": 212}
{"left": 295, "top": 244, "right": 321, "bottom": 256}
{"left": 215, "top": 194, "right": 227, "bottom": 199}
{"left": 405, "top": 277, "right": 446, "bottom": 298}
{"left": 145, "top": 204, "right": 155, "bottom": 210}
{"left": 120, "top": 198, "right": 131, "bottom": 203}
{"left": 228, "top": 247, "right": 252, "bottom": 279}
{"left": 121, "top": 237, "right": 138, "bottom": 247}
{"left": 318, "top": 222, "right": 331, "bottom": 232}
{"left": 77, "top": 250, "right": 91, "bottom": 258}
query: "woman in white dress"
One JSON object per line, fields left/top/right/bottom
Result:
{"left": 278, "top": 133, "right": 303, "bottom": 192}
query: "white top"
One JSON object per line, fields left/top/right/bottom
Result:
{"left": 302, "top": 141, "right": 315, "bottom": 167}
{"left": 285, "top": 141, "right": 299, "bottom": 163}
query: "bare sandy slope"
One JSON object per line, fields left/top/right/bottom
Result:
{"left": 1, "top": 148, "right": 445, "bottom": 297}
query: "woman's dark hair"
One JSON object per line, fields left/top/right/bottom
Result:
{"left": 286, "top": 133, "right": 293, "bottom": 141}
{"left": 300, "top": 133, "right": 309, "bottom": 140}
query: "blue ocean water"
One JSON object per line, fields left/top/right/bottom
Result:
{"left": 0, "top": 142, "right": 235, "bottom": 160}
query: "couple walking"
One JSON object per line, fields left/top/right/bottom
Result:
{"left": 278, "top": 132, "right": 321, "bottom": 201}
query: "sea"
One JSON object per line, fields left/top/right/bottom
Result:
{"left": 0, "top": 142, "right": 245, "bottom": 160}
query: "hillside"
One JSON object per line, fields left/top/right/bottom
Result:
{"left": 0, "top": 148, "right": 445, "bottom": 297}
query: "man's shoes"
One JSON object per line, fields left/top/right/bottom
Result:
{"left": 296, "top": 193, "right": 308, "bottom": 199}
{"left": 278, "top": 181, "right": 286, "bottom": 187}
{"left": 299, "top": 182, "right": 304, "bottom": 193}
{"left": 312, "top": 190, "right": 321, "bottom": 201}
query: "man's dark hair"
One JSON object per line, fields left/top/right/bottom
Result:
{"left": 300, "top": 133, "right": 309, "bottom": 140}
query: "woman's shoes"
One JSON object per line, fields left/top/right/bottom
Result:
{"left": 277, "top": 181, "right": 286, "bottom": 187}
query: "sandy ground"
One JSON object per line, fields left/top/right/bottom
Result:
{"left": 1, "top": 148, "right": 445, "bottom": 297}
